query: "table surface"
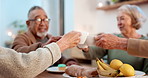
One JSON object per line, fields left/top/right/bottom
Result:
{"left": 35, "top": 71, "right": 148, "bottom": 78}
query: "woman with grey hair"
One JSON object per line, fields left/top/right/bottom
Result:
{"left": 81, "top": 5, "right": 148, "bottom": 74}
{"left": 118, "top": 4, "right": 146, "bottom": 30}
{"left": 0, "top": 31, "right": 81, "bottom": 78}
{"left": 94, "top": 5, "right": 148, "bottom": 58}
{"left": 115, "top": 4, "right": 147, "bottom": 39}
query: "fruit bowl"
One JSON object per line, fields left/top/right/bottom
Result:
{"left": 98, "top": 70, "right": 145, "bottom": 78}
{"left": 96, "top": 59, "right": 145, "bottom": 78}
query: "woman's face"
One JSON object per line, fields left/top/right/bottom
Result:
{"left": 117, "top": 12, "right": 133, "bottom": 35}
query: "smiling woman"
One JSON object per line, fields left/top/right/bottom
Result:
{"left": 117, "top": 4, "right": 147, "bottom": 30}
{"left": 116, "top": 4, "right": 147, "bottom": 38}
{"left": 80, "top": 4, "right": 148, "bottom": 75}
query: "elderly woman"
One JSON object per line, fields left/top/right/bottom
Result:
{"left": 81, "top": 5, "right": 148, "bottom": 74}
{"left": 0, "top": 31, "right": 81, "bottom": 78}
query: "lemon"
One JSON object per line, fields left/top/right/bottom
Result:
{"left": 119, "top": 64, "right": 135, "bottom": 77}
{"left": 110, "top": 59, "right": 123, "bottom": 70}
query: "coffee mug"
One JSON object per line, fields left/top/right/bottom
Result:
{"left": 85, "top": 35, "right": 96, "bottom": 46}
{"left": 79, "top": 32, "right": 89, "bottom": 44}
{"left": 78, "top": 33, "right": 96, "bottom": 48}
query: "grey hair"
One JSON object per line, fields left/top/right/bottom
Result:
{"left": 118, "top": 4, "right": 147, "bottom": 30}
{"left": 28, "top": 6, "right": 44, "bottom": 18}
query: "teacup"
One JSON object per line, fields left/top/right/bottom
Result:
{"left": 78, "top": 32, "right": 96, "bottom": 48}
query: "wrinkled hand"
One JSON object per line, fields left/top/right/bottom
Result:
{"left": 95, "top": 34, "right": 121, "bottom": 49}
{"left": 57, "top": 31, "right": 81, "bottom": 52}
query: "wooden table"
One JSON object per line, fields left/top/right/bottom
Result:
{"left": 35, "top": 71, "right": 148, "bottom": 78}
{"left": 35, "top": 71, "right": 65, "bottom": 78}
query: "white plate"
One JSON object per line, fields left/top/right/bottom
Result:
{"left": 135, "top": 70, "right": 145, "bottom": 75}
{"left": 63, "top": 73, "right": 76, "bottom": 78}
{"left": 63, "top": 70, "right": 145, "bottom": 78}
{"left": 46, "top": 67, "right": 65, "bottom": 73}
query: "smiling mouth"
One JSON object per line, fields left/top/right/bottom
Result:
{"left": 39, "top": 28, "right": 47, "bottom": 32}
{"left": 119, "top": 27, "right": 124, "bottom": 30}
{"left": 118, "top": 24, "right": 124, "bottom": 29}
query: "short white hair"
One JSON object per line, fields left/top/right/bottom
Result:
{"left": 118, "top": 4, "right": 147, "bottom": 30}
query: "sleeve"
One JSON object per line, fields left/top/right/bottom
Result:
{"left": 0, "top": 43, "right": 61, "bottom": 78}
{"left": 12, "top": 34, "right": 40, "bottom": 53}
{"left": 142, "top": 59, "right": 148, "bottom": 74}
{"left": 52, "top": 54, "right": 66, "bottom": 66}
{"left": 127, "top": 39, "right": 148, "bottom": 58}
{"left": 83, "top": 46, "right": 107, "bottom": 60}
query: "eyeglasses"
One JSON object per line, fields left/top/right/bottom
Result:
{"left": 28, "top": 18, "right": 50, "bottom": 24}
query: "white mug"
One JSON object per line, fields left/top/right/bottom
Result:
{"left": 79, "top": 32, "right": 89, "bottom": 44}
{"left": 85, "top": 35, "right": 96, "bottom": 46}
{"left": 78, "top": 33, "right": 96, "bottom": 48}
{"left": 78, "top": 32, "right": 89, "bottom": 48}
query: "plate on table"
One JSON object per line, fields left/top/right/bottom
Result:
{"left": 135, "top": 70, "right": 145, "bottom": 76}
{"left": 99, "top": 70, "right": 146, "bottom": 78}
{"left": 63, "top": 70, "right": 145, "bottom": 78}
{"left": 63, "top": 73, "right": 76, "bottom": 78}
{"left": 46, "top": 67, "right": 65, "bottom": 73}
{"left": 63, "top": 73, "right": 94, "bottom": 78}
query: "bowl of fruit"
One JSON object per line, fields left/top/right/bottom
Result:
{"left": 96, "top": 59, "right": 145, "bottom": 78}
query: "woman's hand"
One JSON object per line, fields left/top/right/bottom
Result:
{"left": 95, "top": 34, "right": 127, "bottom": 50}
{"left": 57, "top": 31, "right": 81, "bottom": 52}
